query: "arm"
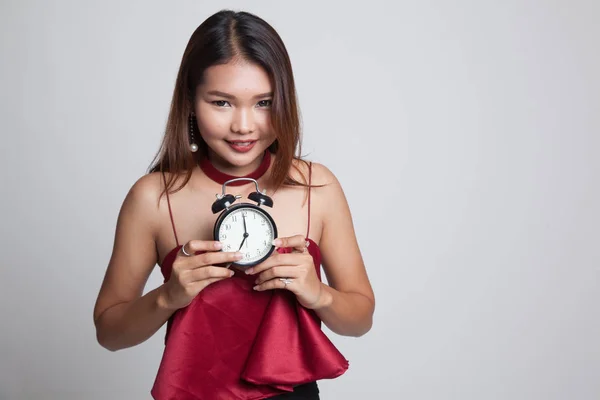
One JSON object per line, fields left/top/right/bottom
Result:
{"left": 312, "top": 164, "right": 375, "bottom": 337}
{"left": 93, "top": 174, "right": 174, "bottom": 351}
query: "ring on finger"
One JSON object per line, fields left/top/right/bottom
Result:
{"left": 303, "top": 240, "right": 310, "bottom": 253}
{"left": 181, "top": 243, "right": 192, "bottom": 257}
{"left": 279, "top": 277, "right": 293, "bottom": 287}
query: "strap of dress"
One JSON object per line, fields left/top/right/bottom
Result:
{"left": 306, "top": 162, "right": 312, "bottom": 239}
{"left": 162, "top": 172, "right": 180, "bottom": 247}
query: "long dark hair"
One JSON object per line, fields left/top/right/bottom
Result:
{"left": 148, "top": 10, "right": 308, "bottom": 195}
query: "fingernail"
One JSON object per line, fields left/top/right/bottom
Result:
{"left": 253, "top": 285, "right": 259, "bottom": 290}
{"left": 214, "top": 242, "right": 223, "bottom": 249}
{"left": 229, "top": 270, "right": 235, "bottom": 277}
{"left": 272, "top": 239, "right": 282, "bottom": 247}
{"left": 245, "top": 268, "right": 254, "bottom": 275}
{"left": 234, "top": 252, "right": 244, "bottom": 260}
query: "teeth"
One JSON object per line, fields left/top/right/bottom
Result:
{"left": 231, "top": 142, "right": 253, "bottom": 146}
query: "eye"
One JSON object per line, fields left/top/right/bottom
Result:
{"left": 257, "top": 99, "right": 272, "bottom": 108}
{"left": 212, "top": 100, "right": 231, "bottom": 107}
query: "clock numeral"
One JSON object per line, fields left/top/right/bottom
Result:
{"left": 242, "top": 211, "right": 248, "bottom": 217}
{"left": 256, "top": 249, "right": 262, "bottom": 256}
{"left": 263, "top": 240, "right": 268, "bottom": 247}
{"left": 220, "top": 233, "right": 227, "bottom": 241}
{"left": 224, "top": 224, "right": 232, "bottom": 231}
{"left": 232, "top": 216, "right": 238, "bottom": 223}
{"left": 224, "top": 244, "right": 232, "bottom": 251}
{"left": 260, "top": 219, "right": 266, "bottom": 226}
{"left": 244, "top": 252, "right": 251, "bottom": 259}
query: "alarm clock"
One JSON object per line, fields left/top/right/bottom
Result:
{"left": 211, "top": 177, "right": 277, "bottom": 268}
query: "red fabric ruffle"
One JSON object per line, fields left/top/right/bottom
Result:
{"left": 151, "top": 240, "right": 348, "bottom": 400}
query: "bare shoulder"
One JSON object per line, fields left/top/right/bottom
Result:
{"left": 311, "top": 163, "right": 347, "bottom": 216}
{"left": 124, "top": 172, "right": 164, "bottom": 211}
{"left": 310, "top": 162, "right": 339, "bottom": 188}
{"left": 126, "top": 170, "right": 191, "bottom": 203}
{"left": 117, "top": 171, "right": 180, "bottom": 233}
{"left": 290, "top": 159, "right": 339, "bottom": 187}
{"left": 289, "top": 160, "right": 348, "bottom": 232}
{"left": 131, "top": 172, "right": 163, "bottom": 195}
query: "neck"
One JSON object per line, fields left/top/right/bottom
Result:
{"left": 199, "top": 150, "right": 272, "bottom": 186}
{"left": 206, "top": 150, "right": 264, "bottom": 177}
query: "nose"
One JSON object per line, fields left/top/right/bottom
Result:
{"left": 231, "top": 107, "right": 255, "bottom": 134}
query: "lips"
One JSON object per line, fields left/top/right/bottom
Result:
{"left": 227, "top": 140, "right": 255, "bottom": 145}
{"left": 226, "top": 140, "right": 257, "bottom": 153}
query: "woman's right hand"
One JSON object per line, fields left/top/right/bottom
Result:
{"left": 160, "top": 240, "right": 243, "bottom": 310}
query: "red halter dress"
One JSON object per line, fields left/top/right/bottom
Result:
{"left": 151, "top": 154, "right": 349, "bottom": 399}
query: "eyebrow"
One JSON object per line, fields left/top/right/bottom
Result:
{"left": 206, "top": 90, "right": 273, "bottom": 99}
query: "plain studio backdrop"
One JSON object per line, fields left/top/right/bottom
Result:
{"left": 1, "top": 0, "right": 599, "bottom": 399}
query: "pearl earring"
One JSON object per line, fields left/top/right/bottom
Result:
{"left": 189, "top": 113, "right": 198, "bottom": 153}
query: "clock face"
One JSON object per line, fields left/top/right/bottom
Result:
{"left": 215, "top": 205, "right": 277, "bottom": 266}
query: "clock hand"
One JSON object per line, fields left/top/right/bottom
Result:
{"left": 239, "top": 214, "right": 250, "bottom": 251}
{"left": 238, "top": 236, "right": 247, "bottom": 251}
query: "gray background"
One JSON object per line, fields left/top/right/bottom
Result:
{"left": 1, "top": 0, "right": 599, "bottom": 399}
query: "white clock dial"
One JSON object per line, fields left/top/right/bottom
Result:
{"left": 217, "top": 207, "right": 275, "bottom": 265}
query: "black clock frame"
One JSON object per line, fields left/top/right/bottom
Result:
{"left": 213, "top": 203, "right": 278, "bottom": 267}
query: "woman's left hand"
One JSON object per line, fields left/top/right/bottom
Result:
{"left": 246, "top": 234, "right": 324, "bottom": 309}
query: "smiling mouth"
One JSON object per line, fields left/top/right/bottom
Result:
{"left": 226, "top": 140, "right": 256, "bottom": 146}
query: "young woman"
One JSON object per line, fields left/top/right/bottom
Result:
{"left": 93, "top": 10, "right": 375, "bottom": 400}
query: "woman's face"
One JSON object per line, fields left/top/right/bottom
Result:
{"left": 194, "top": 61, "right": 276, "bottom": 175}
